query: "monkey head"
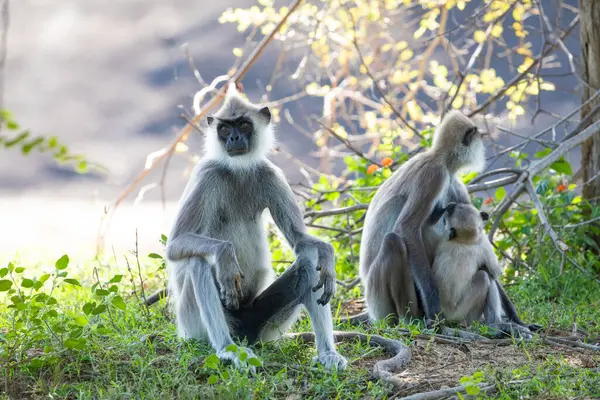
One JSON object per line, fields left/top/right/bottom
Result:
{"left": 431, "top": 110, "right": 486, "bottom": 174}
{"left": 442, "top": 202, "right": 489, "bottom": 244}
{"left": 204, "top": 83, "right": 275, "bottom": 166}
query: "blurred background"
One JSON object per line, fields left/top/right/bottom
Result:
{"left": 0, "top": 0, "right": 587, "bottom": 261}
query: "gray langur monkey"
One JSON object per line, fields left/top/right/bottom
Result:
{"left": 433, "top": 203, "right": 539, "bottom": 336}
{"left": 359, "top": 111, "right": 538, "bottom": 336}
{"left": 360, "top": 111, "right": 483, "bottom": 323}
{"left": 432, "top": 203, "right": 501, "bottom": 325}
{"left": 166, "top": 84, "right": 347, "bottom": 370}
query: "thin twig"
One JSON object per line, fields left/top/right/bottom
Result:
{"left": 97, "top": 0, "right": 306, "bottom": 255}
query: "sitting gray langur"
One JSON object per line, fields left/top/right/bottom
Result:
{"left": 433, "top": 203, "right": 538, "bottom": 336}
{"left": 166, "top": 83, "right": 347, "bottom": 370}
{"left": 432, "top": 203, "right": 502, "bottom": 325}
{"left": 359, "top": 111, "right": 538, "bottom": 336}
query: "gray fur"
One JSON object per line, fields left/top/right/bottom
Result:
{"left": 432, "top": 203, "right": 503, "bottom": 324}
{"left": 166, "top": 86, "right": 347, "bottom": 370}
{"left": 360, "top": 111, "right": 482, "bottom": 322}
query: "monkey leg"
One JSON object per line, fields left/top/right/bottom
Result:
{"left": 485, "top": 278, "right": 534, "bottom": 339}
{"left": 365, "top": 232, "right": 421, "bottom": 323}
{"left": 495, "top": 280, "right": 543, "bottom": 332}
{"left": 227, "top": 250, "right": 347, "bottom": 370}
{"left": 449, "top": 270, "right": 489, "bottom": 325}
{"left": 168, "top": 257, "right": 259, "bottom": 370}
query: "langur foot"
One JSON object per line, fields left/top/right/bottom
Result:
{"left": 217, "top": 346, "right": 258, "bottom": 374}
{"left": 312, "top": 350, "right": 348, "bottom": 371}
{"left": 527, "top": 323, "right": 544, "bottom": 332}
{"left": 489, "top": 322, "right": 534, "bottom": 339}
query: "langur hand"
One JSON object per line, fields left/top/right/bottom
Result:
{"left": 217, "top": 244, "right": 245, "bottom": 310}
{"left": 311, "top": 242, "right": 336, "bottom": 306}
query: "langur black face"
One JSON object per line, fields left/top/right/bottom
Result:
{"left": 442, "top": 202, "right": 486, "bottom": 242}
{"left": 216, "top": 117, "right": 254, "bottom": 156}
{"left": 207, "top": 107, "right": 271, "bottom": 158}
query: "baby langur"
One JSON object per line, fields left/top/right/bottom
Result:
{"left": 166, "top": 83, "right": 347, "bottom": 371}
{"left": 432, "top": 203, "right": 502, "bottom": 326}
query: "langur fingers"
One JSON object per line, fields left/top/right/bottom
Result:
{"left": 313, "top": 273, "right": 335, "bottom": 305}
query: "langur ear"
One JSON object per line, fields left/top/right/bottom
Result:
{"left": 462, "top": 127, "right": 478, "bottom": 146}
{"left": 480, "top": 211, "right": 489, "bottom": 221}
{"left": 259, "top": 107, "right": 271, "bottom": 123}
{"left": 207, "top": 116, "right": 214, "bottom": 126}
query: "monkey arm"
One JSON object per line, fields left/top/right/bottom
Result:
{"left": 392, "top": 166, "right": 447, "bottom": 320}
{"left": 481, "top": 241, "right": 503, "bottom": 279}
{"left": 268, "top": 176, "right": 336, "bottom": 305}
{"left": 166, "top": 232, "right": 234, "bottom": 262}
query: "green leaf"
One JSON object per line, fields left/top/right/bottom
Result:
{"left": 495, "top": 187, "right": 506, "bottom": 202}
{"left": 64, "top": 338, "right": 86, "bottom": 351}
{"left": 14, "top": 267, "right": 25, "bottom": 273}
{"left": 248, "top": 357, "right": 262, "bottom": 367}
{"left": 0, "top": 268, "right": 7, "bottom": 278}
{"left": 160, "top": 234, "right": 168, "bottom": 244}
{"left": 0, "top": 280, "right": 12, "bottom": 291}
{"left": 82, "top": 302, "right": 95, "bottom": 315}
{"left": 55, "top": 255, "right": 70, "bottom": 270}
{"left": 91, "top": 304, "right": 107, "bottom": 315}
{"left": 204, "top": 354, "right": 220, "bottom": 370}
{"left": 534, "top": 148, "right": 552, "bottom": 158}
{"left": 108, "top": 274, "right": 123, "bottom": 283}
{"left": 207, "top": 375, "right": 219, "bottom": 384}
{"left": 21, "top": 278, "right": 34, "bottom": 288}
{"left": 238, "top": 350, "right": 248, "bottom": 362}
{"left": 111, "top": 296, "right": 127, "bottom": 311}
{"left": 225, "top": 344, "right": 238, "bottom": 353}
{"left": 76, "top": 160, "right": 88, "bottom": 173}
{"left": 465, "top": 385, "right": 480, "bottom": 395}
{"left": 73, "top": 316, "right": 88, "bottom": 327}
{"left": 95, "top": 289, "right": 109, "bottom": 297}
{"left": 472, "top": 197, "right": 483, "bottom": 210}
{"left": 148, "top": 253, "right": 163, "bottom": 259}
{"left": 64, "top": 278, "right": 81, "bottom": 286}
{"left": 550, "top": 158, "right": 573, "bottom": 175}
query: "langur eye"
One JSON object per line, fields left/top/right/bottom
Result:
{"left": 449, "top": 228, "right": 457, "bottom": 240}
{"left": 239, "top": 121, "right": 252, "bottom": 133}
{"left": 217, "top": 124, "right": 231, "bottom": 138}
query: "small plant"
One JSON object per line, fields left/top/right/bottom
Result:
{"left": 458, "top": 371, "right": 486, "bottom": 398}
{"left": 203, "top": 344, "right": 262, "bottom": 385}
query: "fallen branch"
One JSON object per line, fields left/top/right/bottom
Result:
{"left": 397, "top": 382, "right": 497, "bottom": 400}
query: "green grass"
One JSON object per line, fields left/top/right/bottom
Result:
{"left": 1, "top": 252, "right": 599, "bottom": 400}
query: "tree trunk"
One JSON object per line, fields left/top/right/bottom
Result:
{"left": 579, "top": 0, "right": 600, "bottom": 250}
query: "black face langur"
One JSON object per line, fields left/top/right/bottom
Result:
{"left": 359, "top": 111, "right": 538, "bottom": 336}
{"left": 432, "top": 203, "right": 500, "bottom": 325}
{"left": 360, "top": 111, "right": 483, "bottom": 323}
{"left": 166, "top": 84, "right": 347, "bottom": 370}
{"left": 433, "top": 203, "right": 538, "bottom": 336}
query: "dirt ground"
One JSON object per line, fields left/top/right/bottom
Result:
{"left": 339, "top": 299, "right": 600, "bottom": 397}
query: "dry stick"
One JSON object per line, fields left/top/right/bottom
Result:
{"left": 303, "top": 204, "right": 368, "bottom": 220}
{"left": 348, "top": 11, "right": 420, "bottom": 140}
{"left": 312, "top": 117, "right": 382, "bottom": 167}
{"left": 397, "top": 383, "right": 499, "bottom": 400}
{"left": 289, "top": 331, "right": 411, "bottom": 384}
{"left": 468, "top": 14, "right": 580, "bottom": 117}
{"left": 96, "top": 0, "right": 305, "bottom": 255}
{"left": 524, "top": 179, "right": 568, "bottom": 252}
{"left": 488, "top": 118, "right": 600, "bottom": 240}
